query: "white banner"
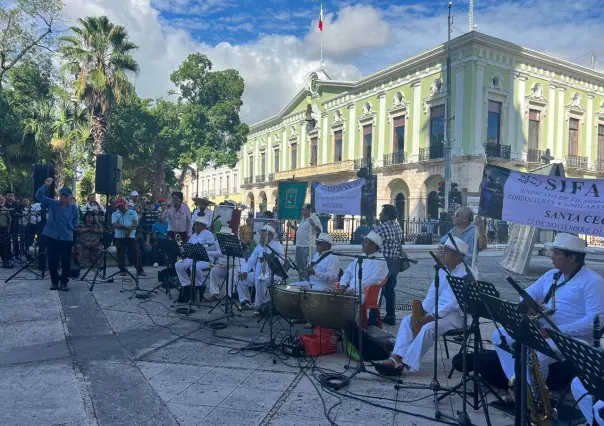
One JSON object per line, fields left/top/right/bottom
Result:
{"left": 313, "top": 178, "right": 365, "bottom": 215}
{"left": 480, "top": 165, "right": 604, "bottom": 236}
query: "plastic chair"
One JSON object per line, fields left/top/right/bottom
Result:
{"left": 361, "top": 278, "right": 387, "bottom": 330}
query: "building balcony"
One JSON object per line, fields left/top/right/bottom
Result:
{"left": 268, "top": 173, "right": 275, "bottom": 182}
{"left": 383, "top": 150, "right": 406, "bottom": 167}
{"left": 594, "top": 160, "right": 604, "bottom": 172}
{"left": 419, "top": 144, "right": 444, "bottom": 161}
{"left": 255, "top": 174, "right": 266, "bottom": 183}
{"left": 243, "top": 177, "right": 253, "bottom": 186}
{"left": 484, "top": 142, "right": 511, "bottom": 160}
{"left": 526, "top": 149, "right": 547, "bottom": 164}
{"left": 274, "top": 160, "right": 355, "bottom": 180}
{"left": 353, "top": 158, "right": 372, "bottom": 170}
{"left": 207, "top": 190, "right": 215, "bottom": 197}
{"left": 566, "top": 155, "right": 588, "bottom": 169}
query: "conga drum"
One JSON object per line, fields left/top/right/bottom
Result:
{"left": 300, "top": 289, "right": 359, "bottom": 330}
{"left": 272, "top": 285, "right": 305, "bottom": 320}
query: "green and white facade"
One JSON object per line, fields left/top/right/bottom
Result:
{"left": 240, "top": 31, "right": 604, "bottom": 220}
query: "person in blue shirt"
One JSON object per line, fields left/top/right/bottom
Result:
{"left": 150, "top": 216, "right": 168, "bottom": 267}
{"left": 36, "top": 178, "right": 79, "bottom": 291}
{"left": 439, "top": 207, "right": 487, "bottom": 267}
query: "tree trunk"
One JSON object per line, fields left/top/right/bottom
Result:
{"left": 91, "top": 112, "right": 107, "bottom": 155}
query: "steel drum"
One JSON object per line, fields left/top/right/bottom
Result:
{"left": 300, "top": 289, "right": 359, "bottom": 330}
{"left": 273, "top": 285, "right": 305, "bottom": 320}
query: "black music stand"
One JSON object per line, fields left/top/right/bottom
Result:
{"left": 5, "top": 208, "right": 47, "bottom": 282}
{"left": 176, "top": 243, "right": 210, "bottom": 316}
{"left": 548, "top": 329, "right": 604, "bottom": 423}
{"left": 436, "top": 277, "right": 504, "bottom": 426}
{"left": 480, "top": 293, "right": 561, "bottom": 426}
{"left": 153, "top": 238, "right": 182, "bottom": 299}
{"left": 246, "top": 250, "right": 288, "bottom": 364}
{"left": 207, "top": 233, "right": 246, "bottom": 327}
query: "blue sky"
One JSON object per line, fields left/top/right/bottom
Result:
{"left": 65, "top": 0, "right": 604, "bottom": 123}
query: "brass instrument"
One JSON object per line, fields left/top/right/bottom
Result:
{"left": 258, "top": 232, "right": 269, "bottom": 280}
{"left": 175, "top": 233, "right": 184, "bottom": 258}
{"left": 411, "top": 300, "right": 424, "bottom": 337}
{"left": 530, "top": 272, "right": 560, "bottom": 321}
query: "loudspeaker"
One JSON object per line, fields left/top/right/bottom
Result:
{"left": 95, "top": 154, "right": 122, "bottom": 195}
{"left": 32, "top": 164, "right": 55, "bottom": 199}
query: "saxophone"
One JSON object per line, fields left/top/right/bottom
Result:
{"left": 525, "top": 271, "right": 560, "bottom": 425}
{"left": 258, "top": 234, "right": 269, "bottom": 280}
{"left": 175, "top": 233, "right": 184, "bottom": 259}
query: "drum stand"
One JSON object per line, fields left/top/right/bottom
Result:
{"left": 207, "top": 233, "right": 246, "bottom": 328}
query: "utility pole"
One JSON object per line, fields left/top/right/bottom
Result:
{"left": 444, "top": 3, "right": 453, "bottom": 214}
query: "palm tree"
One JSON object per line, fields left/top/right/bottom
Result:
{"left": 60, "top": 16, "right": 139, "bottom": 154}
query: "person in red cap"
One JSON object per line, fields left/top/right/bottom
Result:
{"left": 111, "top": 197, "right": 145, "bottom": 276}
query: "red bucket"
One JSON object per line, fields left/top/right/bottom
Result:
{"left": 300, "top": 327, "right": 338, "bottom": 357}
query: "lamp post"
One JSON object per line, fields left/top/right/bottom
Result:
{"left": 70, "top": 94, "right": 78, "bottom": 194}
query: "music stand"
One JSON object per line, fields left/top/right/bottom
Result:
{"left": 153, "top": 238, "right": 182, "bottom": 299}
{"left": 176, "top": 243, "right": 210, "bottom": 315}
{"left": 436, "top": 277, "right": 504, "bottom": 425}
{"left": 548, "top": 329, "right": 604, "bottom": 419}
{"left": 5, "top": 208, "right": 48, "bottom": 282}
{"left": 480, "top": 293, "right": 561, "bottom": 426}
{"left": 207, "top": 233, "right": 246, "bottom": 327}
{"left": 246, "top": 250, "right": 288, "bottom": 364}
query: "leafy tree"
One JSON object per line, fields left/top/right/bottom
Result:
{"left": 170, "top": 53, "right": 248, "bottom": 184}
{"left": 0, "top": 0, "right": 63, "bottom": 91}
{"left": 60, "top": 16, "right": 139, "bottom": 154}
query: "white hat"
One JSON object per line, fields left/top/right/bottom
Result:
{"left": 440, "top": 235, "right": 469, "bottom": 255}
{"left": 261, "top": 224, "right": 276, "bottom": 235}
{"left": 545, "top": 233, "right": 587, "bottom": 253}
{"left": 316, "top": 233, "right": 333, "bottom": 245}
{"left": 194, "top": 216, "right": 210, "bottom": 226}
{"left": 130, "top": 191, "right": 139, "bottom": 197}
{"left": 364, "top": 231, "right": 383, "bottom": 248}
{"left": 218, "top": 226, "right": 233, "bottom": 235}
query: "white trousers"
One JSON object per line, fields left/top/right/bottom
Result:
{"left": 175, "top": 258, "right": 209, "bottom": 287}
{"left": 491, "top": 328, "right": 560, "bottom": 380}
{"left": 571, "top": 377, "right": 604, "bottom": 425}
{"left": 237, "top": 272, "right": 270, "bottom": 307}
{"left": 393, "top": 313, "right": 464, "bottom": 372}
{"left": 209, "top": 266, "right": 240, "bottom": 296}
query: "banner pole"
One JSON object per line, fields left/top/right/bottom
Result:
{"left": 473, "top": 154, "right": 488, "bottom": 270}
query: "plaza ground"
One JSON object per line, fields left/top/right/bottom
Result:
{"left": 1, "top": 253, "right": 601, "bottom": 426}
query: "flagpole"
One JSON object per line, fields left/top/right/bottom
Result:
{"left": 319, "top": 2, "right": 323, "bottom": 70}
{"left": 320, "top": 29, "right": 323, "bottom": 70}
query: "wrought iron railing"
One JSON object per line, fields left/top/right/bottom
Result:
{"left": 419, "top": 144, "right": 444, "bottom": 161}
{"left": 526, "top": 149, "right": 546, "bottom": 163}
{"left": 243, "top": 177, "right": 253, "bottom": 185}
{"left": 255, "top": 174, "right": 266, "bottom": 183}
{"left": 274, "top": 160, "right": 354, "bottom": 180}
{"left": 566, "top": 155, "right": 588, "bottom": 169}
{"left": 268, "top": 173, "right": 275, "bottom": 182}
{"left": 484, "top": 143, "right": 511, "bottom": 160}
{"left": 353, "top": 158, "right": 372, "bottom": 170}
{"left": 383, "top": 150, "right": 406, "bottom": 166}
{"left": 207, "top": 190, "right": 215, "bottom": 197}
{"left": 595, "top": 160, "right": 604, "bottom": 172}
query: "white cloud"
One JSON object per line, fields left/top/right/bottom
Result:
{"left": 61, "top": 0, "right": 604, "bottom": 128}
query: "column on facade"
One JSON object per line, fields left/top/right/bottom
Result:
{"left": 321, "top": 112, "right": 329, "bottom": 164}
{"left": 267, "top": 134, "right": 272, "bottom": 174}
{"left": 281, "top": 128, "right": 287, "bottom": 171}
{"left": 299, "top": 122, "right": 307, "bottom": 168}
{"left": 254, "top": 141, "right": 259, "bottom": 178}
{"left": 547, "top": 83, "right": 557, "bottom": 154}
{"left": 506, "top": 67, "right": 516, "bottom": 159}
{"left": 347, "top": 103, "right": 355, "bottom": 161}
{"left": 377, "top": 92, "right": 387, "bottom": 163}
{"left": 242, "top": 144, "right": 247, "bottom": 181}
{"left": 474, "top": 62, "right": 485, "bottom": 155}
{"left": 556, "top": 87, "right": 566, "bottom": 159}
{"left": 516, "top": 75, "right": 527, "bottom": 157}
{"left": 587, "top": 94, "right": 594, "bottom": 162}
{"left": 454, "top": 66, "right": 465, "bottom": 155}
{"left": 411, "top": 81, "right": 421, "bottom": 161}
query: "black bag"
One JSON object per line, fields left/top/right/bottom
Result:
{"left": 348, "top": 323, "right": 394, "bottom": 361}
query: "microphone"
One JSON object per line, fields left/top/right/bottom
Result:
{"left": 595, "top": 315, "right": 601, "bottom": 348}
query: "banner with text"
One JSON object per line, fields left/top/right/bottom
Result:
{"left": 479, "top": 164, "right": 604, "bottom": 236}
{"left": 312, "top": 178, "right": 365, "bottom": 215}
{"left": 277, "top": 181, "right": 309, "bottom": 220}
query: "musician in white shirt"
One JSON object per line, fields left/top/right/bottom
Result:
{"left": 338, "top": 231, "right": 388, "bottom": 303}
{"left": 374, "top": 236, "right": 469, "bottom": 375}
{"left": 206, "top": 226, "right": 244, "bottom": 302}
{"left": 288, "top": 204, "right": 322, "bottom": 281}
{"left": 237, "top": 225, "right": 284, "bottom": 309}
{"left": 290, "top": 233, "right": 339, "bottom": 291}
{"left": 492, "top": 233, "right": 604, "bottom": 384}
{"left": 175, "top": 217, "right": 215, "bottom": 303}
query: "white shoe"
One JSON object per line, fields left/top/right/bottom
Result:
{"left": 153, "top": 263, "right": 159, "bottom": 268}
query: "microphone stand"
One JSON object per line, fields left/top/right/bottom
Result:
{"left": 331, "top": 251, "right": 400, "bottom": 383}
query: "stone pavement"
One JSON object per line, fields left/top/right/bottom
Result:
{"left": 1, "top": 254, "right": 602, "bottom": 426}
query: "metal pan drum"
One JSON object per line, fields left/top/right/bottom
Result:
{"left": 273, "top": 285, "right": 305, "bottom": 320}
{"left": 300, "top": 289, "right": 359, "bottom": 330}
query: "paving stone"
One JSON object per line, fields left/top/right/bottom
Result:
{"left": 172, "top": 383, "right": 237, "bottom": 407}
{"left": 197, "top": 407, "right": 266, "bottom": 426}
{"left": 218, "top": 387, "right": 283, "bottom": 414}
{"left": 240, "top": 370, "right": 296, "bottom": 391}
{"left": 195, "top": 366, "right": 253, "bottom": 387}
{"left": 166, "top": 402, "right": 214, "bottom": 426}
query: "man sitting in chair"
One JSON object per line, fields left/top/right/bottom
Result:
{"left": 237, "top": 225, "right": 284, "bottom": 310}
{"left": 175, "top": 216, "right": 215, "bottom": 303}
{"left": 374, "top": 236, "right": 468, "bottom": 376}
{"left": 206, "top": 226, "right": 245, "bottom": 302}
{"left": 289, "top": 233, "right": 339, "bottom": 291}
{"left": 492, "top": 233, "right": 604, "bottom": 400}
{"left": 336, "top": 231, "right": 388, "bottom": 303}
